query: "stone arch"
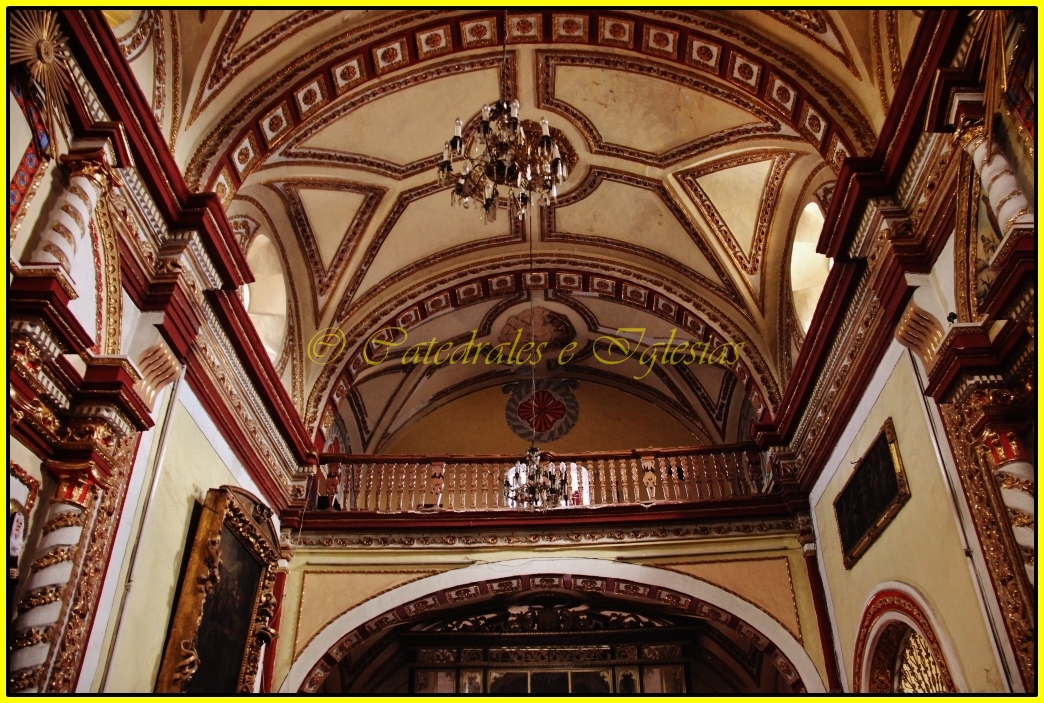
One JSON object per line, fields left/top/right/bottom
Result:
{"left": 852, "top": 583, "right": 962, "bottom": 692}
{"left": 280, "top": 557, "right": 825, "bottom": 693}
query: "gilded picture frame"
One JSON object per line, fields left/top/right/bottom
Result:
{"left": 155, "top": 486, "right": 281, "bottom": 693}
{"left": 834, "top": 418, "right": 911, "bottom": 570}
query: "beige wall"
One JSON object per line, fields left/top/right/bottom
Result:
{"left": 273, "top": 532, "right": 831, "bottom": 692}
{"left": 813, "top": 352, "right": 1004, "bottom": 691}
{"left": 99, "top": 397, "right": 254, "bottom": 692}
{"left": 383, "top": 381, "right": 702, "bottom": 454}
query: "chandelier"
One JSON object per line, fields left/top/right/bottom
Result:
{"left": 437, "top": 61, "right": 569, "bottom": 222}
{"left": 502, "top": 446, "right": 565, "bottom": 511}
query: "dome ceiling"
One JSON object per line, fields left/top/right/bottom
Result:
{"left": 109, "top": 9, "right": 923, "bottom": 451}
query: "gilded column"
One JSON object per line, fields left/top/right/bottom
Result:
{"left": 938, "top": 380, "right": 1035, "bottom": 691}
{"left": 971, "top": 393, "right": 1036, "bottom": 585}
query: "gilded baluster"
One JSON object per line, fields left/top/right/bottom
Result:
{"left": 362, "top": 462, "right": 375, "bottom": 510}
{"left": 397, "top": 463, "right": 407, "bottom": 511}
{"left": 667, "top": 456, "right": 681, "bottom": 500}
{"left": 381, "top": 462, "right": 392, "bottom": 512}
{"left": 601, "top": 459, "right": 609, "bottom": 505}
{"left": 608, "top": 459, "right": 619, "bottom": 503}
{"left": 472, "top": 463, "right": 479, "bottom": 509}
{"left": 378, "top": 463, "right": 389, "bottom": 511}
{"left": 658, "top": 457, "right": 670, "bottom": 501}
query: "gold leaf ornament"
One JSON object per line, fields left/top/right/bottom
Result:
{"left": 968, "top": 10, "right": 1011, "bottom": 165}
{"left": 9, "top": 10, "right": 74, "bottom": 159}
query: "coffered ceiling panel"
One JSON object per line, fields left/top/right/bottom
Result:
{"left": 297, "top": 187, "right": 369, "bottom": 269}
{"left": 691, "top": 158, "right": 773, "bottom": 258}
{"left": 355, "top": 190, "right": 515, "bottom": 300}
{"left": 299, "top": 68, "right": 501, "bottom": 166}
{"left": 234, "top": 9, "right": 297, "bottom": 51}
{"left": 553, "top": 65, "right": 763, "bottom": 155}
{"left": 148, "top": 9, "right": 912, "bottom": 448}
{"left": 553, "top": 179, "right": 725, "bottom": 287}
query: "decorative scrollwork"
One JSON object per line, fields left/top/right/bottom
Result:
{"left": 171, "top": 639, "right": 200, "bottom": 687}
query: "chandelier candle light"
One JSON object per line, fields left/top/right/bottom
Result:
{"left": 437, "top": 100, "right": 569, "bottom": 222}
{"left": 503, "top": 446, "right": 566, "bottom": 512}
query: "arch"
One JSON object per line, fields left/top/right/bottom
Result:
{"left": 852, "top": 583, "right": 962, "bottom": 692}
{"left": 243, "top": 233, "right": 289, "bottom": 363}
{"left": 279, "top": 557, "right": 825, "bottom": 693}
{"left": 304, "top": 254, "right": 780, "bottom": 435}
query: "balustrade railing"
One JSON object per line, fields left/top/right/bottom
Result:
{"left": 313, "top": 444, "right": 769, "bottom": 513}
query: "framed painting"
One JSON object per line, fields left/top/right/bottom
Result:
{"left": 156, "top": 486, "right": 281, "bottom": 692}
{"left": 834, "top": 418, "right": 911, "bottom": 569}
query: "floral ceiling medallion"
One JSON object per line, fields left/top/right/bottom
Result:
{"left": 505, "top": 378, "right": 579, "bottom": 443}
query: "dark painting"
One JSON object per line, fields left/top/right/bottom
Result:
{"left": 834, "top": 419, "right": 910, "bottom": 569}
{"left": 185, "top": 525, "right": 262, "bottom": 693}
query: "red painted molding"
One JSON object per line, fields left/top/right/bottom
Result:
{"left": 9, "top": 271, "right": 96, "bottom": 352}
{"left": 926, "top": 319, "right": 1031, "bottom": 400}
{"left": 184, "top": 348, "right": 292, "bottom": 513}
{"left": 282, "top": 492, "right": 792, "bottom": 532}
{"left": 60, "top": 10, "right": 251, "bottom": 290}
{"left": 58, "top": 10, "right": 317, "bottom": 468}
{"left": 804, "top": 550, "right": 843, "bottom": 692}
{"left": 209, "top": 290, "right": 317, "bottom": 462}
{"left": 818, "top": 10, "right": 967, "bottom": 258}
{"left": 978, "top": 234, "right": 1034, "bottom": 318}
{"left": 755, "top": 10, "right": 969, "bottom": 450}
{"left": 79, "top": 360, "right": 155, "bottom": 432}
{"left": 151, "top": 284, "right": 203, "bottom": 362}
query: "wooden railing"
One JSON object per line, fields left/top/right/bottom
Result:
{"left": 313, "top": 444, "right": 770, "bottom": 513}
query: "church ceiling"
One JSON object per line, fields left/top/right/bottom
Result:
{"left": 107, "top": 9, "right": 923, "bottom": 450}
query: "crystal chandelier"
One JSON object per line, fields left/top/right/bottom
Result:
{"left": 437, "top": 55, "right": 569, "bottom": 222}
{"left": 503, "top": 446, "right": 565, "bottom": 511}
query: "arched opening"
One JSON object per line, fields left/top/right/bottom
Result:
{"left": 315, "top": 587, "right": 801, "bottom": 694}
{"left": 853, "top": 588, "right": 959, "bottom": 693}
{"left": 242, "top": 234, "right": 288, "bottom": 362}
{"left": 789, "top": 202, "right": 831, "bottom": 335}
{"left": 284, "top": 559, "right": 823, "bottom": 694}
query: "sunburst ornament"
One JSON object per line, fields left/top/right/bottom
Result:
{"left": 10, "top": 10, "right": 74, "bottom": 159}
{"left": 968, "top": 10, "right": 1011, "bottom": 165}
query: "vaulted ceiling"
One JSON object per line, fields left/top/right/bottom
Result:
{"left": 107, "top": 9, "right": 923, "bottom": 452}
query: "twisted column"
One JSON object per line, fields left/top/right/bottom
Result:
{"left": 8, "top": 476, "right": 94, "bottom": 692}
{"left": 26, "top": 158, "right": 108, "bottom": 276}
{"left": 981, "top": 430, "right": 1035, "bottom": 585}
{"left": 965, "top": 136, "right": 1033, "bottom": 238}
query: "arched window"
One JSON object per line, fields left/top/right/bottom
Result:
{"left": 789, "top": 201, "right": 831, "bottom": 334}
{"left": 242, "top": 234, "right": 288, "bottom": 362}
{"left": 853, "top": 589, "right": 957, "bottom": 693}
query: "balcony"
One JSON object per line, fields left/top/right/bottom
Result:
{"left": 283, "top": 444, "right": 785, "bottom": 534}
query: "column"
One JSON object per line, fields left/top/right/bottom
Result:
{"left": 25, "top": 155, "right": 109, "bottom": 276}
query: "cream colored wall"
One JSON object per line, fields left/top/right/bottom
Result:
{"left": 382, "top": 381, "right": 701, "bottom": 454}
{"left": 812, "top": 352, "right": 1004, "bottom": 691}
{"left": 99, "top": 397, "right": 254, "bottom": 692}
{"left": 272, "top": 532, "right": 831, "bottom": 692}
